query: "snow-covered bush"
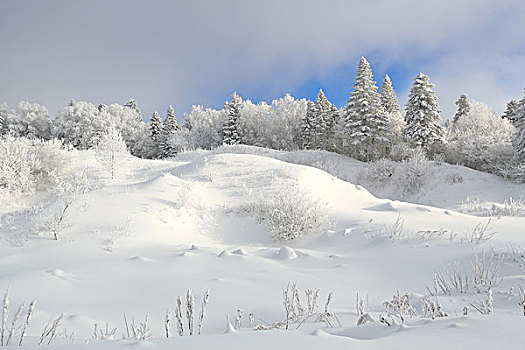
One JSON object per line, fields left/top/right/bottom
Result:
{"left": 391, "top": 150, "right": 434, "bottom": 197}
{"left": 0, "top": 136, "right": 72, "bottom": 197}
{"left": 357, "top": 159, "right": 395, "bottom": 189}
{"left": 245, "top": 186, "right": 333, "bottom": 242}
{"left": 359, "top": 149, "right": 434, "bottom": 198}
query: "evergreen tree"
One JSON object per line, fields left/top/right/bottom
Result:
{"left": 513, "top": 91, "right": 525, "bottom": 159}
{"left": 404, "top": 73, "right": 445, "bottom": 155}
{"left": 380, "top": 75, "right": 400, "bottom": 114}
{"left": 301, "top": 100, "right": 316, "bottom": 149}
{"left": 222, "top": 92, "right": 242, "bottom": 145}
{"left": 314, "top": 89, "right": 339, "bottom": 151}
{"left": 0, "top": 103, "right": 7, "bottom": 135}
{"left": 148, "top": 111, "right": 163, "bottom": 158}
{"left": 503, "top": 99, "right": 520, "bottom": 126}
{"left": 453, "top": 94, "right": 470, "bottom": 123}
{"left": 161, "top": 105, "right": 180, "bottom": 157}
{"left": 342, "top": 57, "right": 389, "bottom": 161}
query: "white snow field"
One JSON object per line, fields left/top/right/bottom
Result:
{"left": 1, "top": 145, "right": 525, "bottom": 349}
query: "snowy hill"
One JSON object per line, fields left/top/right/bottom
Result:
{"left": 1, "top": 146, "right": 525, "bottom": 349}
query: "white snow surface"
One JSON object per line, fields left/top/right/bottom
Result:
{"left": 1, "top": 145, "right": 525, "bottom": 349}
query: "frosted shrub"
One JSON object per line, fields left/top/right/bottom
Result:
{"left": 358, "top": 148, "right": 434, "bottom": 198}
{"left": 0, "top": 136, "right": 38, "bottom": 195}
{"left": 357, "top": 159, "right": 395, "bottom": 189}
{"left": 0, "top": 136, "right": 72, "bottom": 197}
{"left": 246, "top": 186, "right": 333, "bottom": 242}
{"left": 391, "top": 150, "right": 434, "bottom": 197}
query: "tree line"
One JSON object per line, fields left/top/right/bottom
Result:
{"left": 1, "top": 56, "right": 524, "bottom": 181}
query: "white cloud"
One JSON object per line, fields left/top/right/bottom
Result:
{"left": 0, "top": 0, "right": 524, "bottom": 118}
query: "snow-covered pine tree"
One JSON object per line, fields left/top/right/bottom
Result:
{"left": 513, "top": 91, "right": 525, "bottom": 159}
{"left": 379, "top": 75, "right": 405, "bottom": 150}
{"left": 314, "top": 89, "right": 339, "bottom": 151}
{"left": 380, "top": 75, "right": 400, "bottom": 114}
{"left": 0, "top": 103, "right": 6, "bottom": 135}
{"left": 222, "top": 92, "right": 242, "bottom": 146}
{"left": 342, "top": 57, "right": 389, "bottom": 161}
{"left": 503, "top": 99, "right": 520, "bottom": 126}
{"left": 301, "top": 100, "right": 315, "bottom": 149}
{"left": 404, "top": 73, "right": 445, "bottom": 155}
{"left": 148, "top": 111, "right": 163, "bottom": 158}
{"left": 453, "top": 95, "right": 470, "bottom": 123}
{"left": 161, "top": 105, "right": 179, "bottom": 157}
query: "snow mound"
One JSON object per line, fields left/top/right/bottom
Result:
{"left": 274, "top": 246, "right": 298, "bottom": 260}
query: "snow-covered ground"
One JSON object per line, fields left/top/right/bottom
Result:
{"left": 1, "top": 146, "right": 525, "bottom": 349}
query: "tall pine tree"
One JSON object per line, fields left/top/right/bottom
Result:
{"left": 404, "top": 73, "right": 445, "bottom": 155}
{"left": 161, "top": 105, "right": 179, "bottom": 157}
{"left": 503, "top": 99, "right": 520, "bottom": 126}
{"left": 513, "top": 90, "right": 525, "bottom": 159}
{"left": 453, "top": 94, "right": 470, "bottom": 123}
{"left": 148, "top": 111, "right": 163, "bottom": 158}
{"left": 222, "top": 92, "right": 242, "bottom": 145}
{"left": 380, "top": 75, "right": 400, "bottom": 114}
{"left": 314, "top": 89, "right": 339, "bottom": 151}
{"left": 301, "top": 100, "right": 316, "bottom": 149}
{"left": 342, "top": 57, "right": 389, "bottom": 161}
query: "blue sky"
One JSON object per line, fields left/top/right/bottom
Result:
{"left": 1, "top": 0, "right": 524, "bottom": 121}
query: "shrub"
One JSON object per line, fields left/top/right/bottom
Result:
{"left": 0, "top": 136, "right": 72, "bottom": 197}
{"left": 391, "top": 150, "right": 434, "bottom": 197}
{"left": 245, "top": 186, "right": 333, "bottom": 242}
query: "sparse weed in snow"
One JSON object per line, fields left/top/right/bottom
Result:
{"left": 380, "top": 215, "right": 405, "bottom": 242}
{"left": 0, "top": 289, "right": 36, "bottom": 347}
{"left": 461, "top": 219, "right": 496, "bottom": 244}
{"left": 470, "top": 288, "right": 494, "bottom": 315}
{"left": 383, "top": 290, "right": 418, "bottom": 323}
{"left": 93, "top": 322, "right": 117, "bottom": 340}
{"left": 461, "top": 196, "right": 525, "bottom": 217}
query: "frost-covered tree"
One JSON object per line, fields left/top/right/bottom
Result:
{"left": 238, "top": 100, "right": 270, "bottom": 147}
{"left": 148, "top": 111, "right": 163, "bottom": 158}
{"left": 124, "top": 99, "right": 141, "bottom": 118}
{"left": 404, "top": 73, "right": 445, "bottom": 155}
{"left": 342, "top": 57, "right": 389, "bottom": 161}
{"left": 179, "top": 105, "right": 225, "bottom": 150}
{"left": 301, "top": 100, "right": 316, "bottom": 149}
{"left": 267, "top": 94, "right": 307, "bottom": 150}
{"left": 453, "top": 95, "right": 470, "bottom": 123}
{"left": 54, "top": 100, "right": 108, "bottom": 149}
{"left": 447, "top": 101, "right": 515, "bottom": 172}
{"left": 380, "top": 75, "right": 400, "bottom": 114}
{"left": 161, "top": 105, "right": 179, "bottom": 157}
{"left": 5, "top": 101, "right": 52, "bottom": 140}
{"left": 94, "top": 126, "right": 129, "bottom": 180}
{"left": 503, "top": 99, "right": 520, "bottom": 126}
{"left": 222, "top": 93, "right": 242, "bottom": 145}
{"left": 104, "top": 103, "right": 147, "bottom": 157}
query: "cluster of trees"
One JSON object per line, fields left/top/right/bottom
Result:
{"left": 1, "top": 56, "right": 524, "bottom": 182}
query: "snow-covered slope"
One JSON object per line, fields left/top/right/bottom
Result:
{"left": 1, "top": 147, "right": 525, "bottom": 349}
